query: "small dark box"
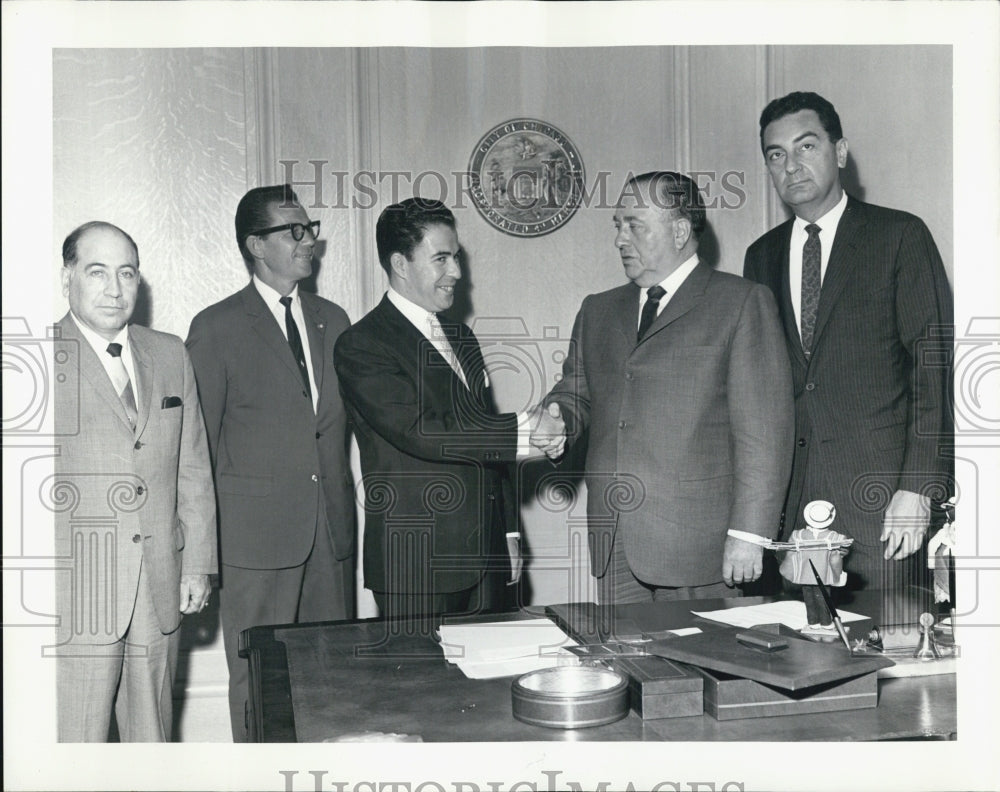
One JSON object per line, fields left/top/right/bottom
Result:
{"left": 613, "top": 655, "right": 704, "bottom": 720}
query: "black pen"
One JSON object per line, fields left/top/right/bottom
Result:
{"left": 809, "top": 560, "right": 853, "bottom": 656}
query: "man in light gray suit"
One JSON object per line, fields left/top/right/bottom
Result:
{"left": 543, "top": 172, "right": 794, "bottom": 605}
{"left": 54, "top": 221, "right": 217, "bottom": 741}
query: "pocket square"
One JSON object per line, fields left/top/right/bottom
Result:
{"left": 161, "top": 396, "right": 183, "bottom": 409}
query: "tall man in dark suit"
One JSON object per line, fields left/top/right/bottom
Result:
{"left": 186, "top": 185, "right": 356, "bottom": 741}
{"left": 743, "top": 92, "right": 953, "bottom": 590}
{"left": 54, "top": 221, "right": 217, "bottom": 741}
{"left": 334, "top": 198, "right": 560, "bottom": 622}
{"left": 543, "top": 172, "right": 794, "bottom": 605}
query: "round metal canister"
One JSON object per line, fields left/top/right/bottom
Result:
{"left": 511, "top": 665, "right": 629, "bottom": 729}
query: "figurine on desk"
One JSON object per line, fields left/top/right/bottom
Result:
{"left": 778, "top": 500, "right": 851, "bottom": 635}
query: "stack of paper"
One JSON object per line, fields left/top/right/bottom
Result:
{"left": 437, "top": 618, "right": 578, "bottom": 679}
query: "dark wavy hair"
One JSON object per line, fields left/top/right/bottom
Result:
{"left": 375, "top": 197, "right": 457, "bottom": 275}
{"left": 759, "top": 91, "right": 844, "bottom": 151}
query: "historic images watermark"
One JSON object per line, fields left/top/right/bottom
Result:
{"left": 278, "top": 770, "right": 745, "bottom": 792}
{"left": 275, "top": 160, "right": 749, "bottom": 218}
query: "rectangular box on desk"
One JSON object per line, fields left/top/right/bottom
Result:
{"left": 691, "top": 665, "right": 879, "bottom": 721}
{"left": 613, "top": 656, "right": 703, "bottom": 720}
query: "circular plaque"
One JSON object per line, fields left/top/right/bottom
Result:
{"left": 468, "top": 118, "right": 586, "bottom": 238}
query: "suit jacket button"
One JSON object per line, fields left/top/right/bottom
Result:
{"left": 619, "top": 420, "right": 626, "bottom": 429}
{"left": 805, "top": 382, "right": 816, "bottom": 391}
{"left": 136, "top": 485, "right": 145, "bottom": 495}
{"left": 311, "top": 474, "right": 319, "bottom": 482}
{"left": 134, "top": 440, "right": 143, "bottom": 450}
{"left": 303, "top": 390, "right": 309, "bottom": 398}
{"left": 132, "top": 534, "right": 141, "bottom": 543}
{"left": 315, "top": 432, "right": 322, "bottom": 439}
{"left": 797, "top": 438, "right": 807, "bottom": 447}
{"left": 625, "top": 372, "right": 633, "bottom": 380}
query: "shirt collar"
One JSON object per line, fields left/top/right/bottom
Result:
{"left": 69, "top": 311, "right": 130, "bottom": 358}
{"left": 253, "top": 274, "right": 299, "bottom": 308}
{"left": 643, "top": 253, "right": 699, "bottom": 298}
{"left": 387, "top": 286, "right": 439, "bottom": 331}
{"left": 793, "top": 190, "right": 848, "bottom": 235}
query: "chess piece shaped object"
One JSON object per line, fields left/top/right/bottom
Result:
{"left": 914, "top": 612, "right": 941, "bottom": 661}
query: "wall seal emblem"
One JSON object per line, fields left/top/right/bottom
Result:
{"left": 468, "top": 118, "right": 586, "bottom": 238}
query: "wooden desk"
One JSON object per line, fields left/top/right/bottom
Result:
{"left": 238, "top": 597, "right": 956, "bottom": 743}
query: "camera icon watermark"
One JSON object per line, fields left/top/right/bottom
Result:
{"left": 1, "top": 318, "right": 79, "bottom": 437}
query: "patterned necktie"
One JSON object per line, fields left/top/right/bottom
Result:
{"left": 105, "top": 343, "right": 138, "bottom": 430}
{"left": 279, "top": 295, "right": 312, "bottom": 398}
{"left": 427, "top": 313, "right": 469, "bottom": 389}
{"left": 637, "top": 285, "right": 667, "bottom": 342}
{"left": 800, "top": 223, "right": 822, "bottom": 357}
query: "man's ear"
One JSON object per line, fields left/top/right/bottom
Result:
{"left": 673, "top": 217, "right": 693, "bottom": 250}
{"left": 389, "top": 251, "right": 409, "bottom": 280}
{"left": 835, "top": 138, "right": 849, "bottom": 169}
{"left": 245, "top": 233, "right": 265, "bottom": 260}
{"left": 60, "top": 266, "right": 72, "bottom": 297}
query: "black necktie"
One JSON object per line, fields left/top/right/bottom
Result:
{"left": 800, "top": 223, "right": 822, "bottom": 357}
{"left": 638, "top": 285, "right": 666, "bottom": 342}
{"left": 279, "top": 296, "right": 312, "bottom": 397}
{"left": 106, "top": 342, "right": 138, "bottom": 429}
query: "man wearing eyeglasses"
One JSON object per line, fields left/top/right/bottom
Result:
{"left": 186, "top": 184, "right": 355, "bottom": 741}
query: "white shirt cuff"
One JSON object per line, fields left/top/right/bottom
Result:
{"left": 726, "top": 529, "right": 771, "bottom": 546}
{"left": 515, "top": 411, "right": 532, "bottom": 458}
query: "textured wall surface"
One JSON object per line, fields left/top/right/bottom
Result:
{"left": 53, "top": 49, "right": 251, "bottom": 338}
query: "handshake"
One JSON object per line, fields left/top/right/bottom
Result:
{"left": 527, "top": 401, "right": 567, "bottom": 460}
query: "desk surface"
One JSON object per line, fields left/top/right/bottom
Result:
{"left": 239, "top": 597, "right": 956, "bottom": 743}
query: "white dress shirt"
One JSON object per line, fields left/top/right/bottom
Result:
{"left": 637, "top": 253, "right": 700, "bottom": 328}
{"left": 253, "top": 275, "right": 318, "bottom": 412}
{"left": 789, "top": 190, "right": 848, "bottom": 337}
{"left": 70, "top": 312, "right": 138, "bottom": 403}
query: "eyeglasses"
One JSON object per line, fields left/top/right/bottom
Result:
{"left": 250, "top": 220, "right": 321, "bottom": 242}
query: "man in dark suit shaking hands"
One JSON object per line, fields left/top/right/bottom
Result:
{"left": 544, "top": 172, "right": 794, "bottom": 605}
{"left": 186, "top": 185, "right": 356, "bottom": 740}
{"left": 743, "top": 92, "right": 953, "bottom": 590}
{"left": 335, "top": 198, "right": 560, "bottom": 623}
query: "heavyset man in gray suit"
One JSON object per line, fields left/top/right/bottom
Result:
{"left": 743, "top": 92, "right": 953, "bottom": 589}
{"left": 186, "top": 185, "right": 356, "bottom": 741}
{"left": 544, "top": 172, "right": 794, "bottom": 605}
{"left": 54, "top": 221, "right": 217, "bottom": 741}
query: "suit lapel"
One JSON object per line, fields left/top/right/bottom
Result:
{"left": 637, "top": 262, "right": 711, "bottom": 347}
{"left": 240, "top": 283, "right": 308, "bottom": 388}
{"left": 613, "top": 284, "right": 641, "bottom": 346}
{"left": 300, "top": 293, "right": 327, "bottom": 397}
{"left": 812, "top": 197, "right": 866, "bottom": 349}
{"left": 129, "top": 329, "right": 153, "bottom": 437}
{"left": 58, "top": 314, "right": 134, "bottom": 430}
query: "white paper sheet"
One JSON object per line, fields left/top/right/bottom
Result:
{"left": 691, "top": 600, "right": 867, "bottom": 630}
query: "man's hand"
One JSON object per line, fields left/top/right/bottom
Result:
{"left": 507, "top": 534, "right": 523, "bottom": 585}
{"left": 528, "top": 402, "right": 566, "bottom": 460}
{"left": 881, "top": 489, "right": 931, "bottom": 560}
{"left": 722, "top": 537, "right": 764, "bottom": 587}
{"left": 179, "top": 574, "right": 211, "bottom": 615}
